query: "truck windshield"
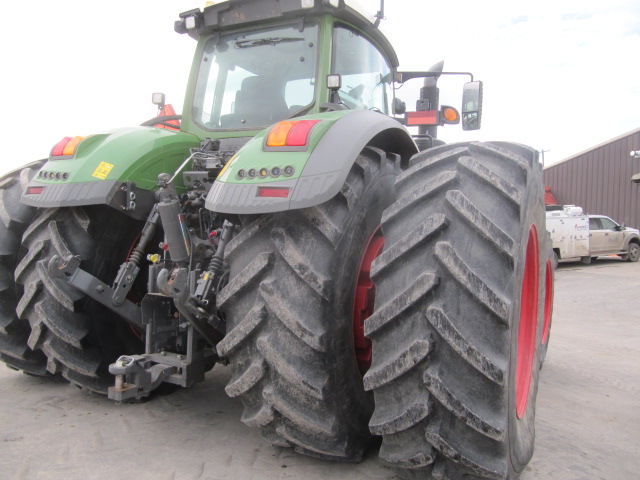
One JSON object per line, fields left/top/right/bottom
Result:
{"left": 192, "top": 23, "right": 318, "bottom": 130}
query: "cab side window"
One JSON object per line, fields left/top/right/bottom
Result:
{"left": 589, "top": 218, "right": 601, "bottom": 230}
{"left": 600, "top": 218, "right": 618, "bottom": 230}
{"left": 332, "top": 25, "right": 392, "bottom": 113}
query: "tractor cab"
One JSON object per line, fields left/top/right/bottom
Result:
{"left": 175, "top": 0, "right": 482, "bottom": 145}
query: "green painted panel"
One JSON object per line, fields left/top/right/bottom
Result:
{"left": 216, "top": 111, "right": 350, "bottom": 184}
{"left": 36, "top": 127, "right": 200, "bottom": 191}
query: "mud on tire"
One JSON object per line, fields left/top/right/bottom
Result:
{"left": 15, "top": 206, "right": 144, "bottom": 393}
{"left": 217, "top": 147, "right": 399, "bottom": 461}
{"left": 365, "top": 142, "right": 549, "bottom": 479}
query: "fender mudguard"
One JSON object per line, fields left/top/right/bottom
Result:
{"left": 206, "top": 109, "right": 417, "bottom": 214}
{"left": 21, "top": 127, "right": 200, "bottom": 219}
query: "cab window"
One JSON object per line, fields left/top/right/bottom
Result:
{"left": 600, "top": 218, "right": 618, "bottom": 230}
{"left": 332, "top": 25, "right": 392, "bottom": 113}
{"left": 193, "top": 23, "right": 318, "bottom": 130}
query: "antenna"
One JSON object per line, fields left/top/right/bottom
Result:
{"left": 373, "top": 0, "right": 384, "bottom": 28}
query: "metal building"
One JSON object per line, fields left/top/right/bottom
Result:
{"left": 543, "top": 127, "right": 640, "bottom": 228}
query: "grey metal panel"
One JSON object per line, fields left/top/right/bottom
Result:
{"left": 205, "top": 179, "right": 296, "bottom": 214}
{"left": 21, "top": 180, "right": 120, "bottom": 208}
{"left": 207, "top": 110, "right": 415, "bottom": 214}
{"left": 290, "top": 170, "right": 341, "bottom": 208}
{"left": 544, "top": 129, "right": 640, "bottom": 228}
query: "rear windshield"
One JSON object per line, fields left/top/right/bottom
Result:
{"left": 192, "top": 23, "right": 319, "bottom": 130}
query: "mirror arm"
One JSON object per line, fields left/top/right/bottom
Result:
{"left": 396, "top": 71, "right": 474, "bottom": 84}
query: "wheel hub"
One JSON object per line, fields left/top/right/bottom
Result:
{"left": 353, "top": 227, "right": 384, "bottom": 374}
{"left": 516, "top": 225, "right": 539, "bottom": 418}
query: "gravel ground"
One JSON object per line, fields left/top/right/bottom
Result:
{"left": 1, "top": 258, "right": 638, "bottom": 480}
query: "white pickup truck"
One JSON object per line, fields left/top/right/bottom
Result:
{"left": 546, "top": 205, "right": 640, "bottom": 265}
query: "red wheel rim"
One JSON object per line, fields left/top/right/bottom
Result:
{"left": 541, "top": 259, "right": 553, "bottom": 344}
{"left": 352, "top": 227, "right": 384, "bottom": 374}
{"left": 516, "top": 225, "right": 539, "bottom": 419}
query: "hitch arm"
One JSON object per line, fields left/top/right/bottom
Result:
{"left": 48, "top": 255, "right": 143, "bottom": 328}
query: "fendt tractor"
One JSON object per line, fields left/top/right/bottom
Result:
{"left": 0, "top": 1, "right": 554, "bottom": 478}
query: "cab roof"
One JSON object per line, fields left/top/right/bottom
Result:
{"left": 175, "top": 0, "right": 399, "bottom": 67}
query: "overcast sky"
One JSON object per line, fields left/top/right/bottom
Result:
{"left": 0, "top": 0, "right": 638, "bottom": 176}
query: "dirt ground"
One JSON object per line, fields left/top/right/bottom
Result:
{"left": 1, "top": 258, "right": 638, "bottom": 480}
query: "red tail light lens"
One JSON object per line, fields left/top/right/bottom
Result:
{"left": 266, "top": 120, "right": 320, "bottom": 148}
{"left": 257, "top": 187, "right": 290, "bottom": 198}
{"left": 51, "top": 136, "right": 85, "bottom": 157}
{"left": 51, "top": 137, "right": 72, "bottom": 156}
{"left": 26, "top": 186, "right": 44, "bottom": 195}
{"left": 406, "top": 111, "right": 439, "bottom": 126}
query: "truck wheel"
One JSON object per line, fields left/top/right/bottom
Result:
{"left": 366, "top": 142, "right": 546, "bottom": 479}
{"left": 0, "top": 163, "right": 50, "bottom": 376}
{"left": 15, "top": 206, "right": 144, "bottom": 393}
{"left": 217, "top": 147, "right": 399, "bottom": 461}
{"left": 626, "top": 242, "right": 639, "bottom": 262}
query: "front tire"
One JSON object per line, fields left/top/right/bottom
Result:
{"left": 626, "top": 242, "right": 640, "bottom": 262}
{"left": 366, "top": 142, "right": 547, "bottom": 479}
{"left": 217, "top": 147, "right": 399, "bottom": 461}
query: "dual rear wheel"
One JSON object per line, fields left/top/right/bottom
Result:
{"left": 220, "top": 142, "right": 552, "bottom": 478}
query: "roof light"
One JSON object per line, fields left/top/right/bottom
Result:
{"left": 185, "top": 15, "right": 197, "bottom": 29}
{"left": 327, "top": 74, "right": 341, "bottom": 90}
{"left": 266, "top": 119, "right": 320, "bottom": 148}
{"left": 301, "top": 0, "right": 315, "bottom": 8}
{"left": 258, "top": 186, "right": 290, "bottom": 198}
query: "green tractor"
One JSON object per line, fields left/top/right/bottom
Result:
{"left": 0, "top": 0, "right": 554, "bottom": 478}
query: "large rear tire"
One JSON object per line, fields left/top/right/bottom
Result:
{"left": 365, "top": 142, "right": 548, "bottom": 479}
{"left": 217, "top": 147, "right": 399, "bottom": 461}
{"left": 15, "top": 206, "right": 144, "bottom": 393}
{"left": 0, "top": 163, "right": 49, "bottom": 376}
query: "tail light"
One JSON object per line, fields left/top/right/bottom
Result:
{"left": 266, "top": 119, "right": 320, "bottom": 148}
{"left": 51, "top": 136, "right": 86, "bottom": 157}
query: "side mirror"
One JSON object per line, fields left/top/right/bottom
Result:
{"left": 461, "top": 81, "right": 483, "bottom": 131}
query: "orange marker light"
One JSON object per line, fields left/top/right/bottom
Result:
{"left": 442, "top": 107, "right": 459, "bottom": 123}
{"left": 62, "top": 136, "right": 85, "bottom": 156}
{"left": 51, "top": 135, "right": 85, "bottom": 156}
{"left": 267, "top": 121, "right": 296, "bottom": 147}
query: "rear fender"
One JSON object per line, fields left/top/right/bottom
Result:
{"left": 206, "top": 110, "right": 417, "bottom": 214}
{"left": 21, "top": 127, "right": 200, "bottom": 220}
